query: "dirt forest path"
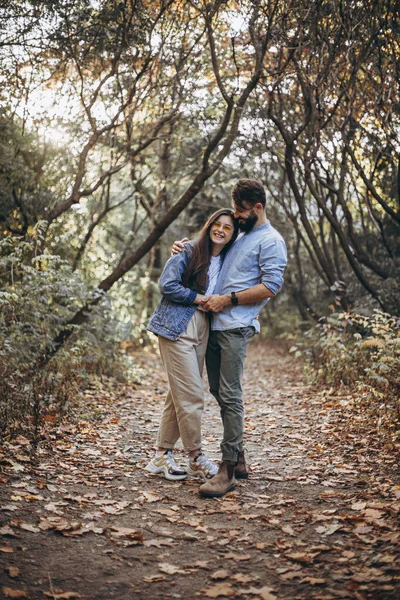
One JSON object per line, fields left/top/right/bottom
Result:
{"left": 0, "top": 341, "right": 399, "bottom": 600}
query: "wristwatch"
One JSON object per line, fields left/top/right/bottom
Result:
{"left": 231, "top": 292, "right": 239, "bottom": 306}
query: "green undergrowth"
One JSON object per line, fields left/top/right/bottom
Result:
{"left": 0, "top": 229, "right": 138, "bottom": 440}
{"left": 291, "top": 311, "right": 400, "bottom": 434}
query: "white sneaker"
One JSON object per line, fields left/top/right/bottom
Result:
{"left": 187, "top": 452, "right": 219, "bottom": 481}
{"left": 144, "top": 450, "right": 188, "bottom": 481}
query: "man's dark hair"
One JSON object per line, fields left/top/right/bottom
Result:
{"left": 232, "top": 179, "right": 266, "bottom": 208}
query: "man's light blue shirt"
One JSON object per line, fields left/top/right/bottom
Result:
{"left": 212, "top": 221, "right": 287, "bottom": 332}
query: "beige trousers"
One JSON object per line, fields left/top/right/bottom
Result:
{"left": 157, "top": 310, "right": 209, "bottom": 452}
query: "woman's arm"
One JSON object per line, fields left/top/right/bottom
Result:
{"left": 158, "top": 244, "right": 208, "bottom": 306}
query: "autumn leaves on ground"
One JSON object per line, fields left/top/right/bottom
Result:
{"left": 0, "top": 342, "right": 399, "bottom": 600}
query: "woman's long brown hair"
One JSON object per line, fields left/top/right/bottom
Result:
{"left": 181, "top": 208, "right": 238, "bottom": 293}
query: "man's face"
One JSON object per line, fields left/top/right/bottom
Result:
{"left": 233, "top": 201, "right": 258, "bottom": 232}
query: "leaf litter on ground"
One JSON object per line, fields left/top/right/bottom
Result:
{"left": 0, "top": 342, "right": 399, "bottom": 599}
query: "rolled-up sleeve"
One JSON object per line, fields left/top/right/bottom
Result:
{"left": 158, "top": 245, "right": 197, "bottom": 305}
{"left": 259, "top": 238, "right": 287, "bottom": 296}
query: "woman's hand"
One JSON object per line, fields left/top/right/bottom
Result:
{"left": 171, "top": 238, "right": 189, "bottom": 256}
{"left": 194, "top": 294, "right": 210, "bottom": 306}
{"left": 202, "top": 294, "right": 231, "bottom": 312}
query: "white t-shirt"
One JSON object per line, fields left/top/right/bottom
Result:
{"left": 205, "top": 255, "right": 222, "bottom": 296}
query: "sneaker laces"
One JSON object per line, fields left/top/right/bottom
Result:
{"left": 194, "top": 452, "right": 216, "bottom": 474}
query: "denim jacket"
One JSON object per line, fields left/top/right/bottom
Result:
{"left": 147, "top": 242, "right": 200, "bottom": 341}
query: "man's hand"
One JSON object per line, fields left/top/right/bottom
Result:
{"left": 171, "top": 238, "right": 189, "bottom": 256}
{"left": 202, "top": 294, "right": 231, "bottom": 313}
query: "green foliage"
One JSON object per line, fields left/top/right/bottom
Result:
{"left": 0, "top": 227, "right": 130, "bottom": 436}
{"left": 293, "top": 311, "right": 400, "bottom": 423}
{"left": 0, "top": 106, "right": 73, "bottom": 236}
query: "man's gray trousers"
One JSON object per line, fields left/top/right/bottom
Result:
{"left": 206, "top": 326, "right": 255, "bottom": 462}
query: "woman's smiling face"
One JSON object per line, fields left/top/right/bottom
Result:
{"left": 209, "top": 214, "right": 235, "bottom": 249}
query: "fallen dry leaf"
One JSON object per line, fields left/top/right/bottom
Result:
{"left": 2, "top": 587, "right": 27, "bottom": 599}
{"left": 0, "top": 526, "right": 17, "bottom": 537}
{"left": 300, "top": 577, "right": 326, "bottom": 585}
{"left": 237, "top": 585, "right": 277, "bottom": 600}
{"left": 158, "top": 563, "right": 187, "bottom": 575}
{"left": 265, "top": 474, "right": 284, "bottom": 481}
{"left": 39, "top": 517, "right": 71, "bottom": 531}
{"left": 218, "top": 501, "right": 242, "bottom": 512}
{"left": 279, "top": 570, "right": 303, "bottom": 581}
{"left": 374, "top": 553, "right": 397, "bottom": 563}
{"left": 0, "top": 547, "right": 14, "bottom": 553}
{"left": 354, "top": 525, "right": 373, "bottom": 535}
{"left": 44, "top": 592, "right": 82, "bottom": 599}
{"left": 0, "top": 505, "right": 19, "bottom": 513}
{"left": 223, "top": 552, "right": 251, "bottom": 561}
{"left": 110, "top": 527, "right": 143, "bottom": 542}
{"left": 308, "top": 545, "right": 331, "bottom": 552}
{"left": 365, "top": 508, "right": 384, "bottom": 519}
{"left": 192, "top": 561, "right": 211, "bottom": 570}
{"left": 211, "top": 569, "right": 229, "bottom": 580}
{"left": 103, "top": 506, "right": 124, "bottom": 515}
{"left": 18, "top": 522, "right": 40, "bottom": 534}
{"left": 215, "top": 538, "right": 230, "bottom": 546}
{"left": 181, "top": 532, "right": 198, "bottom": 541}
{"left": 152, "top": 508, "right": 177, "bottom": 517}
{"left": 203, "top": 582, "right": 234, "bottom": 598}
{"left": 143, "top": 574, "right": 167, "bottom": 583}
{"left": 281, "top": 525, "right": 295, "bottom": 536}
{"left": 44, "top": 502, "right": 64, "bottom": 514}
{"left": 315, "top": 523, "right": 343, "bottom": 536}
{"left": 255, "top": 542, "right": 267, "bottom": 550}
{"left": 284, "top": 551, "right": 320, "bottom": 563}
{"left": 351, "top": 502, "right": 367, "bottom": 511}
{"left": 141, "top": 491, "right": 161, "bottom": 503}
{"left": 143, "top": 538, "right": 174, "bottom": 548}
{"left": 7, "top": 567, "right": 20, "bottom": 578}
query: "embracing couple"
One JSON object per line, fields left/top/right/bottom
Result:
{"left": 145, "top": 179, "right": 287, "bottom": 498}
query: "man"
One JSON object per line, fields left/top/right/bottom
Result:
{"left": 173, "top": 179, "right": 287, "bottom": 497}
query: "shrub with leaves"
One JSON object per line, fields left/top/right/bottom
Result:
{"left": 293, "top": 311, "right": 400, "bottom": 425}
{"left": 0, "top": 226, "right": 127, "bottom": 436}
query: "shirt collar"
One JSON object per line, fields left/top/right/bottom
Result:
{"left": 246, "top": 220, "right": 270, "bottom": 234}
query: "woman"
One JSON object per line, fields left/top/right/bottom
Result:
{"left": 145, "top": 209, "right": 238, "bottom": 481}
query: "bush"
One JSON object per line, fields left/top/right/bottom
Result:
{"left": 292, "top": 311, "right": 400, "bottom": 423}
{"left": 0, "top": 226, "right": 129, "bottom": 438}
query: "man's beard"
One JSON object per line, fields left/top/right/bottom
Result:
{"left": 238, "top": 210, "right": 258, "bottom": 232}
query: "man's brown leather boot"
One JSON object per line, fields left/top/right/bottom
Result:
{"left": 235, "top": 450, "right": 249, "bottom": 480}
{"left": 199, "top": 461, "right": 236, "bottom": 497}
